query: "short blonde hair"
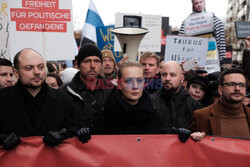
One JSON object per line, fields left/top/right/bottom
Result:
{"left": 118, "top": 61, "right": 142, "bottom": 79}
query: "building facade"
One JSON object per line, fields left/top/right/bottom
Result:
{"left": 225, "top": 0, "right": 250, "bottom": 62}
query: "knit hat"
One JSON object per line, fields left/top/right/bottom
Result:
{"left": 187, "top": 75, "right": 209, "bottom": 90}
{"left": 77, "top": 43, "right": 102, "bottom": 66}
{"left": 101, "top": 50, "right": 116, "bottom": 64}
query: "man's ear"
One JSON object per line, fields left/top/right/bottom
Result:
{"left": 218, "top": 85, "right": 222, "bottom": 96}
{"left": 180, "top": 74, "right": 184, "bottom": 84}
{"left": 13, "top": 69, "right": 19, "bottom": 80}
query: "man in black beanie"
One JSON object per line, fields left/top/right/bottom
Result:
{"left": 59, "top": 43, "right": 112, "bottom": 134}
{"left": 77, "top": 43, "right": 103, "bottom": 67}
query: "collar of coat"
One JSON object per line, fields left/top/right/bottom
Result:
{"left": 208, "top": 100, "right": 250, "bottom": 135}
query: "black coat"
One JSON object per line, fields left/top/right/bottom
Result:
{"left": 103, "top": 88, "right": 161, "bottom": 134}
{"left": 59, "top": 72, "right": 112, "bottom": 133}
{"left": 242, "top": 49, "right": 250, "bottom": 80}
{"left": 0, "top": 82, "right": 75, "bottom": 137}
{"left": 151, "top": 87, "right": 203, "bottom": 133}
{"left": 144, "top": 75, "right": 162, "bottom": 94}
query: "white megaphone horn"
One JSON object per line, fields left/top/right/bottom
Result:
{"left": 111, "top": 27, "right": 149, "bottom": 62}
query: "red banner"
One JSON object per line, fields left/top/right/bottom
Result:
{"left": 0, "top": 135, "right": 249, "bottom": 167}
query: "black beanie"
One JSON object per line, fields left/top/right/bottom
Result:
{"left": 77, "top": 43, "right": 102, "bottom": 66}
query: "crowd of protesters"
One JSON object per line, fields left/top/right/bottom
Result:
{"left": 0, "top": 0, "right": 249, "bottom": 150}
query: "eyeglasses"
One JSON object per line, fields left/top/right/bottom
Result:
{"left": 82, "top": 59, "right": 101, "bottom": 65}
{"left": 222, "top": 82, "right": 247, "bottom": 88}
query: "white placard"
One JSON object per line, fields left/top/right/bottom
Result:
{"left": 205, "top": 64, "right": 220, "bottom": 74}
{"left": 114, "top": 13, "right": 161, "bottom": 52}
{"left": 8, "top": 0, "right": 75, "bottom": 61}
{"left": 0, "top": 0, "right": 10, "bottom": 59}
{"left": 164, "top": 35, "right": 209, "bottom": 67}
{"left": 184, "top": 12, "right": 214, "bottom": 36}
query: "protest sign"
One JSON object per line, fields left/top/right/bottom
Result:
{"left": 184, "top": 12, "right": 214, "bottom": 36}
{"left": 8, "top": 0, "right": 75, "bottom": 61}
{"left": 205, "top": 37, "right": 221, "bottom": 73}
{"left": 164, "top": 35, "right": 209, "bottom": 67}
{"left": 114, "top": 13, "right": 161, "bottom": 52}
{"left": 96, "top": 25, "right": 122, "bottom": 63}
{"left": 0, "top": 0, "right": 10, "bottom": 59}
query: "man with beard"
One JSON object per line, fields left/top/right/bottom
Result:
{"left": 101, "top": 50, "right": 117, "bottom": 80}
{"left": 190, "top": 68, "right": 250, "bottom": 140}
{"left": 59, "top": 44, "right": 112, "bottom": 134}
{"left": 0, "top": 48, "right": 89, "bottom": 150}
{"left": 151, "top": 61, "right": 203, "bottom": 142}
{"left": 0, "top": 58, "right": 14, "bottom": 88}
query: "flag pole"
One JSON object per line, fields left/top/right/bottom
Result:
{"left": 42, "top": 29, "right": 46, "bottom": 62}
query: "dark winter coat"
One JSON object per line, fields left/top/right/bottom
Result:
{"left": 59, "top": 72, "right": 112, "bottom": 134}
{"left": 144, "top": 75, "right": 162, "bottom": 94}
{"left": 0, "top": 82, "right": 75, "bottom": 137}
{"left": 242, "top": 49, "right": 250, "bottom": 80}
{"left": 103, "top": 88, "right": 161, "bottom": 134}
{"left": 151, "top": 87, "right": 203, "bottom": 133}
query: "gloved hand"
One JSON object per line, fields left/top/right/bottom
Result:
{"left": 76, "top": 128, "right": 91, "bottom": 144}
{"left": 43, "top": 129, "right": 68, "bottom": 146}
{"left": 172, "top": 127, "right": 191, "bottom": 143}
{"left": 0, "top": 133, "right": 21, "bottom": 150}
{"left": 0, "top": 133, "right": 7, "bottom": 145}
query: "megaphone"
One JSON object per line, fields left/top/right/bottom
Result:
{"left": 111, "top": 27, "right": 149, "bottom": 62}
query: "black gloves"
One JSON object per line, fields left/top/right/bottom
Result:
{"left": 172, "top": 127, "right": 191, "bottom": 143}
{"left": 76, "top": 128, "right": 91, "bottom": 143}
{"left": 0, "top": 133, "right": 21, "bottom": 150}
{"left": 43, "top": 128, "right": 91, "bottom": 146}
{"left": 43, "top": 129, "right": 68, "bottom": 146}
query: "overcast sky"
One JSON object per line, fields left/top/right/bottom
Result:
{"left": 72, "top": 0, "right": 229, "bottom": 31}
